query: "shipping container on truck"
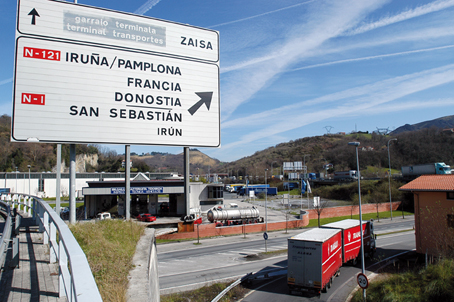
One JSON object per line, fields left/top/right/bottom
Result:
{"left": 237, "top": 184, "right": 270, "bottom": 196}
{"left": 333, "top": 170, "right": 358, "bottom": 181}
{"left": 245, "top": 186, "right": 278, "bottom": 195}
{"left": 283, "top": 182, "right": 299, "bottom": 190}
{"left": 226, "top": 184, "right": 244, "bottom": 193}
{"left": 287, "top": 228, "right": 342, "bottom": 294}
{"left": 401, "top": 162, "right": 451, "bottom": 177}
{"left": 321, "top": 219, "right": 376, "bottom": 265}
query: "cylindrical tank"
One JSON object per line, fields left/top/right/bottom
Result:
{"left": 207, "top": 206, "right": 260, "bottom": 223}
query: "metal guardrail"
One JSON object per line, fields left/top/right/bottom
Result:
{"left": 1, "top": 193, "right": 103, "bottom": 302}
{"left": 0, "top": 200, "right": 12, "bottom": 270}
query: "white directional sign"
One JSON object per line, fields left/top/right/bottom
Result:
{"left": 13, "top": 0, "right": 220, "bottom": 147}
{"left": 17, "top": 0, "right": 219, "bottom": 62}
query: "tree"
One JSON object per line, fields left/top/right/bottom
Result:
{"left": 365, "top": 190, "right": 385, "bottom": 222}
{"left": 313, "top": 197, "right": 329, "bottom": 227}
{"left": 350, "top": 193, "right": 359, "bottom": 219}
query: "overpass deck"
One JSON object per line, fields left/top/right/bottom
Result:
{"left": 0, "top": 215, "right": 66, "bottom": 302}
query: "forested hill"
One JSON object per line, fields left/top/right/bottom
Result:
{"left": 1, "top": 112, "right": 454, "bottom": 175}
{"left": 0, "top": 115, "right": 121, "bottom": 172}
{"left": 391, "top": 115, "right": 454, "bottom": 135}
{"left": 220, "top": 127, "right": 454, "bottom": 178}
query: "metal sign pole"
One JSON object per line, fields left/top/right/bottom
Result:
{"left": 125, "top": 145, "right": 131, "bottom": 220}
{"left": 69, "top": 144, "right": 76, "bottom": 224}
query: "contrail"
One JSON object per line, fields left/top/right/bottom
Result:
{"left": 291, "top": 45, "right": 454, "bottom": 71}
{"left": 345, "top": 0, "right": 454, "bottom": 35}
{"left": 134, "top": 0, "right": 162, "bottom": 15}
{"left": 0, "top": 78, "right": 12, "bottom": 86}
{"left": 209, "top": 0, "right": 318, "bottom": 28}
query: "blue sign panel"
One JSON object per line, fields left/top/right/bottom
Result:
{"left": 111, "top": 187, "right": 164, "bottom": 194}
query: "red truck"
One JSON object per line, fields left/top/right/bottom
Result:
{"left": 287, "top": 219, "right": 376, "bottom": 295}
{"left": 321, "top": 219, "right": 376, "bottom": 265}
{"left": 287, "top": 228, "right": 343, "bottom": 294}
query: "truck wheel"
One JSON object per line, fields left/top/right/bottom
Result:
{"left": 322, "top": 286, "right": 327, "bottom": 293}
{"left": 327, "top": 278, "right": 332, "bottom": 289}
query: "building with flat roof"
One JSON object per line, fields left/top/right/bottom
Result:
{"left": 1, "top": 171, "right": 224, "bottom": 219}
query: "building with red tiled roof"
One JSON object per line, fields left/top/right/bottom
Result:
{"left": 400, "top": 175, "right": 454, "bottom": 257}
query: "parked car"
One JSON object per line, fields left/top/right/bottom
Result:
{"left": 137, "top": 213, "right": 156, "bottom": 222}
{"left": 97, "top": 212, "right": 111, "bottom": 220}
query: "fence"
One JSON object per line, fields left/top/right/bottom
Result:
{"left": 0, "top": 200, "right": 12, "bottom": 270}
{"left": 1, "top": 193, "right": 102, "bottom": 302}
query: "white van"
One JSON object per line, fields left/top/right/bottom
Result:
{"left": 97, "top": 212, "right": 111, "bottom": 220}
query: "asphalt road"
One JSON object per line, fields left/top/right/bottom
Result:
{"left": 241, "top": 231, "right": 415, "bottom": 302}
{"left": 158, "top": 216, "right": 415, "bottom": 297}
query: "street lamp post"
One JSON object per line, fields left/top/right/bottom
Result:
{"left": 28, "top": 165, "right": 31, "bottom": 195}
{"left": 265, "top": 169, "right": 268, "bottom": 252}
{"left": 265, "top": 169, "right": 268, "bottom": 232}
{"left": 387, "top": 138, "right": 397, "bottom": 220}
{"left": 349, "top": 142, "right": 366, "bottom": 301}
{"left": 15, "top": 166, "right": 18, "bottom": 193}
{"left": 303, "top": 154, "right": 310, "bottom": 179}
{"left": 265, "top": 168, "right": 268, "bottom": 252}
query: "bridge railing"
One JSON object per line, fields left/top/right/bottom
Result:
{"left": 0, "top": 200, "right": 13, "bottom": 270}
{"left": 1, "top": 193, "right": 102, "bottom": 302}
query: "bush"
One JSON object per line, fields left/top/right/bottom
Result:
{"left": 351, "top": 259, "right": 454, "bottom": 302}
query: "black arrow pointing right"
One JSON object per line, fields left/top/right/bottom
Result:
{"left": 28, "top": 8, "right": 40, "bottom": 25}
{"left": 188, "top": 92, "right": 213, "bottom": 115}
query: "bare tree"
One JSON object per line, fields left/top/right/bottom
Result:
{"left": 350, "top": 193, "right": 359, "bottom": 219}
{"left": 313, "top": 197, "right": 329, "bottom": 227}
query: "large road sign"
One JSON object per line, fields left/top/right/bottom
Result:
{"left": 13, "top": 0, "right": 220, "bottom": 147}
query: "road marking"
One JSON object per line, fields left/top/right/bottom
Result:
{"left": 159, "top": 254, "right": 287, "bottom": 277}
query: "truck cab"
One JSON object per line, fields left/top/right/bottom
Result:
{"left": 435, "top": 162, "right": 452, "bottom": 174}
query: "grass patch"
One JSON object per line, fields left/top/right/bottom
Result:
{"left": 306, "top": 211, "right": 413, "bottom": 228}
{"left": 48, "top": 202, "right": 84, "bottom": 208}
{"left": 278, "top": 189, "right": 300, "bottom": 195}
{"left": 260, "top": 249, "right": 287, "bottom": 257}
{"left": 161, "top": 281, "right": 249, "bottom": 302}
{"left": 351, "top": 259, "right": 454, "bottom": 302}
{"left": 156, "top": 237, "right": 202, "bottom": 244}
{"left": 70, "top": 220, "right": 145, "bottom": 302}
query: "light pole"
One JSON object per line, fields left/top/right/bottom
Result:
{"left": 349, "top": 141, "right": 366, "bottom": 301}
{"left": 303, "top": 154, "right": 310, "bottom": 179}
{"left": 387, "top": 138, "right": 397, "bottom": 220}
{"left": 265, "top": 169, "right": 268, "bottom": 232}
{"left": 28, "top": 165, "right": 31, "bottom": 195}
{"left": 265, "top": 168, "right": 268, "bottom": 252}
{"left": 15, "top": 166, "right": 18, "bottom": 193}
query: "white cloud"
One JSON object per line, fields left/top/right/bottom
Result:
{"left": 345, "top": 0, "right": 454, "bottom": 35}
{"left": 209, "top": 0, "right": 317, "bottom": 28}
{"left": 0, "top": 78, "right": 12, "bottom": 86}
{"left": 220, "top": 0, "right": 388, "bottom": 121}
{"left": 134, "top": 0, "right": 162, "bottom": 15}
{"left": 220, "top": 64, "right": 454, "bottom": 152}
{"left": 291, "top": 44, "right": 454, "bottom": 71}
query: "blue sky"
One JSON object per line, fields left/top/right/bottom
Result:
{"left": 2, "top": 0, "right": 454, "bottom": 162}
